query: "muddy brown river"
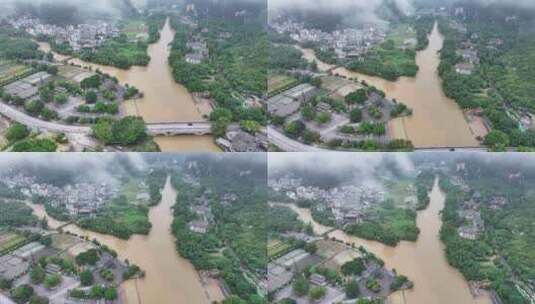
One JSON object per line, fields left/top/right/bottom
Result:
{"left": 27, "top": 178, "right": 212, "bottom": 304}
{"left": 281, "top": 179, "right": 492, "bottom": 304}
{"left": 37, "top": 19, "right": 220, "bottom": 152}
{"left": 299, "top": 23, "right": 479, "bottom": 149}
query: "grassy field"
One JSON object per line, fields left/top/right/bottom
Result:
{"left": 268, "top": 74, "right": 297, "bottom": 96}
{"left": 387, "top": 24, "right": 417, "bottom": 49}
{"left": 268, "top": 238, "right": 292, "bottom": 259}
{"left": 384, "top": 179, "right": 416, "bottom": 208}
{"left": 0, "top": 231, "right": 27, "bottom": 254}
{"left": 121, "top": 19, "right": 148, "bottom": 41}
{"left": 120, "top": 178, "right": 149, "bottom": 205}
{"left": 0, "top": 61, "right": 33, "bottom": 87}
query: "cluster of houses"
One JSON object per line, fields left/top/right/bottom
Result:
{"left": 185, "top": 39, "right": 209, "bottom": 65}
{"left": 188, "top": 193, "right": 213, "bottom": 234}
{"left": 268, "top": 83, "right": 317, "bottom": 119}
{"left": 4, "top": 173, "right": 118, "bottom": 217}
{"left": 8, "top": 16, "right": 120, "bottom": 51}
{"left": 269, "top": 176, "right": 385, "bottom": 226}
{"left": 270, "top": 19, "right": 388, "bottom": 59}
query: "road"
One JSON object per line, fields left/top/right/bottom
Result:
{"left": 267, "top": 125, "right": 495, "bottom": 152}
{"left": 0, "top": 101, "right": 213, "bottom": 136}
{"left": 268, "top": 126, "right": 328, "bottom": 152}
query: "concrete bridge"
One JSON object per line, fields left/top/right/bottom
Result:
{"left": 145, "top": 122, "right": 212, "bottom": 136}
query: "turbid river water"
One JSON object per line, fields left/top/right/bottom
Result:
{"left": 37, "top": 19, "right": 220, "bottom": 152}
{"left": 282, "top": 179, "right": 492, "bottom": 304}
{"left": 27, "top": 177, "right": 212, "bottom": 304}
{"left": 299, "top": 23, "right": 479, "bottom": 149}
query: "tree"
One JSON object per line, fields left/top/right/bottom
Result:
{"left": 304, "top": 242, "right": 317, "bottom": 254}
{"left": 76, "top": 249, "right": 100, "bottom": 266}
{"left": 309, "top": 286, "right": 326, "bottom": 300}
{"left": 10, "top": 284, "right": 34, "bottom": 304}
{"left": 30, "top": 266, "right": 46, "bottom": 285}
{"left": 103, "top": 287, "right": 118, "bottom": 300}
{"left": 345, "top": 280, "right": 360, "bottom": 298}
{"left": 212, "top": 118, "right": 230, "bottom": 138}
{"left": 5, "top": 123, "right": 30, "bottom": 142}
{"left": 284, "top": 120, "right": 305, "bottom": 139}
{"left": 345, "top": 89, "right": 367, "bottom": 106}
{"left": 25, "top": 100, "right": 45, "bottom": 116}
{"left": 301, "top": 104, "right": 316, "bottom": 121}
{"left": 29, "top": 295, "right": 49, "bottom": 304}
{"left": 81, "top": 75, "right": 101, "bottom": 89}
{"left": 315, "top": 112, "right": 331, "bottom": 124}
{"left": 44, "top": 274, "right": 62, "bottom": 289}
{"left": 350, "top": 108, "right": 363, "bottom": 123}
{"left": 240, "top": 120, "right": 261, "bottom": 134}
{"left": 292, "top": 276, "right": 310, "bottom": 297}
{"left": 223, "top": 296, "right": 247, "bottom": 304}
{"left": 54, "top": 93, "right": 68, "bottom": 104}
{"left": 210, "top": 108, "right": 233, "bottom": 122}
{"left": 85, "top": 91, "right": 98, "bottom": 104}
{"left": 79, "top": 270, "right": 94, "bottom": 286}
{"left": 484, "top": 130, "right": 509, "bottom": 150}
{"left": 341, "top": 258, "right": 365, "bottom": 276}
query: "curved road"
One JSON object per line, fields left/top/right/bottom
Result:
{"left": 0, "top": 101, "right": 212, "bottom": 136}
{"left": 267, "top": 125, "right": 493, "bottom": 152}
{"left": 268, "top": 126, "right": 328, "bottom": 152}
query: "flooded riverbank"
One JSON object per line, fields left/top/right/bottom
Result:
{"left": 27, "top": 178, "right": 209, "bottom": 304}
{"left": 37, "top": 19, "right": 220, "bottom": 152}
{"left": 281, "top": 179, "right": 492, "bottom": 304}
{"left": 298, "top": 23, "right": 479, "bottom": 149}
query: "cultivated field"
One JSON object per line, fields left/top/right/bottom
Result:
{"left": 268, "top": 74, "right": 297, "bottom": 96}
{"left": 0, "top": 231, "right": 27, "bottom": 254}
{"left": 0, "top": 61, "right": 33, "bottom": 87}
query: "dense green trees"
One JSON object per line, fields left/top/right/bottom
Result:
{"left": 10, "top": 284, "right": 34, "bottom": 304}
{"left": 11, "top": 138, "right": 57, "bottom": 152}
{"left": 92, "top": 116, "right": 147, "bottom": 146}
{"left": 292, "top": 275, "right": 310, "bottom": 297}
{"left": 0, "top": 27, "right": 42, "bottom": 60}
{"left": 30, "top": 266, "right": 46, "bottom": 285}
{"left": 75, "top": 249, "right": 100, "bottom": 266}
{"left": 5, "top": 123, "right": 30, "bottom": 143}
{"left": 345, "top": 280, "right": 360, "bottom": 298}
{"left": 79, "top": 270, "right": 94, "bottom": 286}
{"left": 347, "top": 46, "right": 418, "bottom": 81}
{"left": 0, "top": 202, "right": 38, "bottom": 227}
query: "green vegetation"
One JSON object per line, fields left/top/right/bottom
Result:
{"left": 92, "top": 116, "right": 148, "bottom": 146}
{"left": 10, "top": 284, "right": 34, "bottom": 304}
{"left": 170, "top": 157, "right": 266, "bottom": 302}
{"left": 5, "top": 123, "right": 30, "bottom": 143}
{"left": 168, "top": 15, "right": 267, "bottom": 130}
{"left": 43, "top": 274, "right": 62, "bottom": 289}
{"left": 77, "top": 196, "right": 151, "bottom": 239}
{"left": 69, "top": 286, "right": 118, "bottom": 301}
{"left": 439, "top": 171, "right": 532, "bottom": 304}
{"left": 0, "top": 27, "right": 42, "bottom": 61}
{"left": 347, "top": 41, "right": 418, "bottom": 81}
{"left": 437, "top": 14, "right": 535, "bottom": 149}
{"left": 11, "top": 138, "right": 57, "bottom": 152}
{"left": 0, "top": 202, "right": 38, "bottom": 227}
{"left": 345, "top": 200, "right": 419, "bottom": 246}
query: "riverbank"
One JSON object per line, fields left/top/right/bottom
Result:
{"left": 26, "top": 177, "right": 210, "bottom": 304}
{"left": 36, "top": 19, "right": 221, "bottom": 152}
{"left": 279, "top": 178, "right": 492, "bottom": 304}
{"left": 297, "top": 23, "right": 479, "bottom": 149}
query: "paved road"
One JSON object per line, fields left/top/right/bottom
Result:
{"left": 0, "top": 101, "right": 213, "bottom": 136}
{"left": 268, "top": 126, "right": 328, "bottom": 152}
{"left": 267, "top": 125, "right": 495, "bottom": 152}
{"left": 0, "top": 101, "right": 91, "bottom": 134}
